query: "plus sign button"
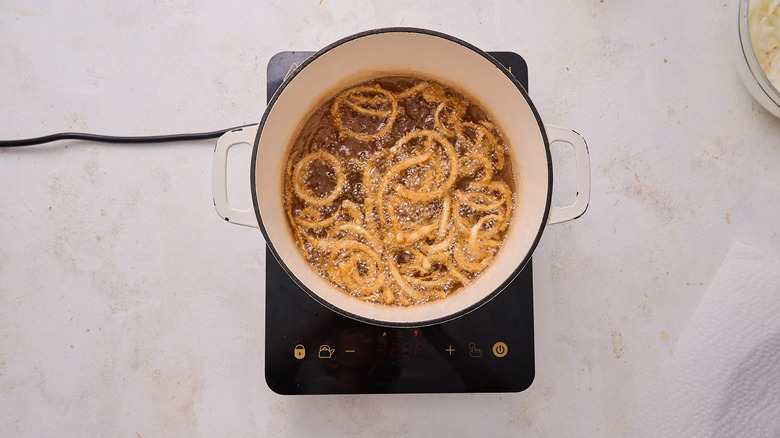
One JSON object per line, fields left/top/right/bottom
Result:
{"left": 492, "top": 342, "right": 508, "bottom": 358}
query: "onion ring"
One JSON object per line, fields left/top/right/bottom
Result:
{"left": 332, "top": 85, "right": 398, "bottom": 141}
{"left": 292, "top": 150, "right": 346, "bottom": 206}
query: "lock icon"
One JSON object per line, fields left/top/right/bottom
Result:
{"left": 293, "top": 344, "right": 306, "bottom": 359}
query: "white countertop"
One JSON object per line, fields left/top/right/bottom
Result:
{"left": 2, "top": 1, "right": 780, "bottom": 436}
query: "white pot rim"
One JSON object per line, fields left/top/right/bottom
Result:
{"left": 251, "top": 28, "right": 553, "bottom": 327}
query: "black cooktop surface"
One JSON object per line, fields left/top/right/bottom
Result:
{"left": 264, "top": 51, "right": 534, "bottom": 394}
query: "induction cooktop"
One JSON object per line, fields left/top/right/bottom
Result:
{"left": 264, "top": 51, "right": 534, "bottom": 394}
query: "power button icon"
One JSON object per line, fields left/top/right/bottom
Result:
{"left": 492, "top": 342, "right": 508, "bottom": 358}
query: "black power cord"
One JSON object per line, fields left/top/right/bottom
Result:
{"left": 0, "top": 124, "right": 256, "bottom": 147}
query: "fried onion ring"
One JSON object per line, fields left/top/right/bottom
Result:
{"left": 331, "top": 85, "right": 398, "bottom": 141}
{"left": 292, "top": 150, "right": 345, "bottom": 206}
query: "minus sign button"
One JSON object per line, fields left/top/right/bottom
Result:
{"left": 345, "top": 349, "right": 356, "bottom": 353}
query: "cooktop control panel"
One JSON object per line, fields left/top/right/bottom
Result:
{"left": 264, "top": 51, "right": 534, "bottom": 394}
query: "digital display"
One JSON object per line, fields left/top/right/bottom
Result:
{"left": 376, "top": 341, "right": 424, "bottom": 358}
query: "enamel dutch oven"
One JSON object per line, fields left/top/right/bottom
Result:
{"left": 212, "top": 28, "right": 590, "bottom": 328}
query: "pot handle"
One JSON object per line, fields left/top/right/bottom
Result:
{"left": 545, "top": 125, "right": 590, "bottom": 225}
{"left": 212, "top": 125, "right": 260, "bottom": 228}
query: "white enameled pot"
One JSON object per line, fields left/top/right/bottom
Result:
{"left": 212, "top": 28, "right": 590, "bottom": 327}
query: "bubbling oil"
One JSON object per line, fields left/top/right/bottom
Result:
{"left": 283, "top": 75, "right": 515, "bottom": 306}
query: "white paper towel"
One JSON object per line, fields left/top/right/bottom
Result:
{"left": 629, "top": 241, "right": 780, "bottom": 437}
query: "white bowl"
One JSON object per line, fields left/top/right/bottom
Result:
{"left": 735, "top": 0, "right": 780, "bottom": 118}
